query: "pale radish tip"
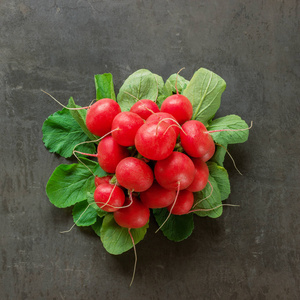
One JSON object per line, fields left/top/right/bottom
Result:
{"left": 59, "top": 223, "right": 76, "bottom": 234}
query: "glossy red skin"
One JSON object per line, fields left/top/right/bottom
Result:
{"left": 146, "top": 112, "right": 180, "bottom": 136}
{"left": 114, "top": 196, "right": 150, "bottom": 228}
{"left": 180, "top": 120, "right": 215, "bottom": 159}
{"left": 129, "top": 99, "right": 160, "bottom": 120}
{"left": 135, "top": 122, "right": 177, "bottom": 160}
{"left": 86, "top": 99, "right": 121, "bottom": 137}
{"left": 161, "top": 94, "right": 193, "bottom": 124}
{"left": 201, "top": 141, "right": 215, "bottom": 162}
{"left": 154, "top": 152, "right": 195, "bottom": 190}
{"left": 97, "top": 136, "right": 129, "bottom": 173}
{"left": 140, "top": 181, "right": 176, "bottom": 208}
{"left": 111, "top": 112, "right": 144, "bottom": 146}
{"left": 187, "top": 158, "right": 209, "bottom": 192}
{"left": 167, "top": 190, "right": 194, "bottom": 215}
{"left": 94, "top": 175, "right": 113, "bottom": 187}
{"left": 94, "top": 182, "right": 125, "bottom": 212}
{"left": 115, "top": 157, "right": 154, "bottom": 192}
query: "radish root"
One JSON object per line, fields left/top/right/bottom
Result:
{"left": 128, "top": 228, "right": 137, "bottom": 287}
{"left": 192, "top": 180, "right": 213, "bottom": 208}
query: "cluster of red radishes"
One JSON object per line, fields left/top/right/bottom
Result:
{"left": 81, "top": 92, "right": 215, "bottom": 230}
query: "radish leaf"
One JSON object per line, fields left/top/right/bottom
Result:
{"left": 183, "top": 68, "right": 226, "bottom": 125}
{"left": 72, "top": 200, "right": 98, "bottom": 226}
{"left": 100, "top": 214, "right": 148, "bottom": 255}
{"left": 153, "top": 208, "right": 194, "bottom": 242}
{"left": 42, "top": 98, "right": 95, "bottom": 158}
{"left": 46, "top": 158, "right": 105, "bottom": 208}
{"left": 193, "top": 175, "right": 222, "bottom": 218}
{"left": 94, "top": 73, "right": 116, "bottom": 101}
{"left": 117, "top": 69, "right": 164, "bottom": 111}
{"left": 208, "top": 115, "right": 249, "bottom": 145}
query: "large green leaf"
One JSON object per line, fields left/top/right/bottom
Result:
{"left": 94, "top": 73, "right": 116, "bottom": 100}
{"left": 164, "top": 73, "right": 189, "bottom": 95}
{"left": 100, "top": 214, "right": 149, "bottom": 255}
{"left": 117, "top": 69, "right": 164, "bottom": 111}
{"left": 92, "top": 217, "right": 104, "bottom": 237}
{"left": 182, "top": 68, "right": 226, "bottom": 125}
{"left": 42, "top": 98, "right": 95, "bottom": 158}
{"left": 72, "top": 200, "right": 98, "bottom": 226}
{"left": 207, "top": 115, "right": 249, "bottom": 145}
{"left": 193, "top": 175, "right": 223, "bottom": 218}
{"left": 46, "top": 158, "right": 105, "bottom": 208}
{"left": 153, "top": 208, "right": 194, "bottom": 242}
{"left": 207, "top": 162, "right": 230, "bottom": 201}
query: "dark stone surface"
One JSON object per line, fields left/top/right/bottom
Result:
{"left": 1, "top": 1, "right": 299, "bottom": 299}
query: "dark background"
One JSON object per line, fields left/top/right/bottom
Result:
{"left": 1, "top": 1, "right": 299, "bottom": 299}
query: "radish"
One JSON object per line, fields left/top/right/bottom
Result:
{"left": 167, "top": 190, "right": 194, "bottom": 215}
{"left": 140, "top": 181, "right": 176, "bottom": 208}
{"left": 115, "top": 157, "right": 154, "bottom": 192}
{"left": 180, "top": 120, "right": 215, "bottom": 160}
{"left": 154, "top": 151, "right": 195, "bottom": 190}
{"left": 111, "top": 112, "right": 144, "bottom": 146}
{"left": 146, "top": 112, "right": 181, "bottom": 136}
{"left": 187, "top": 158, "right": 209, "bottom": 192}
{"left": 86, "top": 99, "right": 121, "bottom": 137}
{"left": 97, "top": 136, "right": 130, "bottom": 173}
{"left": 114, "top": 196, "right": 150, "bottom": 228}
{"left": 160, "top": 94, "right": 193, "bottom": 125}
{"left": 130, "top": 99, "right": 160, "bottom": 120}
{"left": 95, "top": 175, "right": 113, "bottom": 187}
{"left": 94, "top": 182, "right": 125, "bottom": 212}
{"left": 135, "top": 121, "right": 177, "bottom": 161}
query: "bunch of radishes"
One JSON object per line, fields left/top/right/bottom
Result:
{"left": 80, "top": 90, "right": 216, "bottom": 231}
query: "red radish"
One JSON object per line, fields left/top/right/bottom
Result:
{"left": 86, "top": 99, "right": 121, "bottom": 137}
{"left": 187, "top": 158, "right": 209, "bottom": 192}
{"left": 140, "top": 181, "right": 176, "bottom": 208}
{"left": 97, "top": 136, "right": 129, "bottom": 173}
{"left": 201, "top": 140, "right": 215, "bottom": 162}
{"left": 180, "top": 120, "right": 215, "bottom": 159}
{"left": 167, "top": 190, "right": 194, "bottom": 215}
{"left": 94, "top": 182, "right": 125, "bottom": 212}
{"left": 146, "top": 112, "right": 181, "bottom": 136}
{"left": 111, "top": 112, "right": 144, "bottom": 146}
{"left": 95, "top": 175, "right": 113, "bottom": 187}
{"left": 160, "top": 94, "right": 193, "bottom": 124}
{"left": 114, "top": 196, "right": 150, "bottom": 228}
{"left": 115, "top": 157, "right": 154, "bottom": 192}
{"left": 154, "top": 152, "right": 195, "bottom": 190}
{"left": 135, "top": 121, "right": 177, "bottom": 160}
{"left": 130, "top": 99, "right": 160, "bottom": 120}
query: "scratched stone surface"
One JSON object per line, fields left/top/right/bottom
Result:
{"left": 0, "top": 1, "right": 299, "bottom": 299}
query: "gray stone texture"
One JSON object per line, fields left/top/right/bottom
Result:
{"left": 0, "top": 0, "right": 299, "bottom": 299}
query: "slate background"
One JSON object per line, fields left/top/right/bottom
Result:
{"left": 1, "top": 1, "right": 299, "bottom": 299}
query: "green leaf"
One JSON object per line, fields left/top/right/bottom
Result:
{"left": 46, "top": 158, "right": 105, "bottom": 208}
{"left": 72, "top": 200, "right": 98, "bottom": 226}
{"left": 210, "top": 143, "right": 228, "bottom": 167}
{"left": 87, "top": 192, "right": 108, "bottom": 218}
{"left": 68, "top": 98, "right": 97, "bottom": 141}
{"left": 94, "top": 73, "right": 116, "bottom": 101}
{"left": 100, "top": 214, "right": 149, "bottom": 255}
{"left": 207, "top": 115, "right": 249, "bottom": 145}
{"left": 92, "top": 217, "right": 104, "bottom": 237}
{"left": 42, "top": 99, "right": 96, "bottom": 158}
{"left": 207, "top": 162, "right": 230, "bottom": 201}
{"left": 164, "top": 73, "right": 189, "bottom": 95}
{"left": 153, "top": 209, "right": 194, "bottom": 242}
{"left": 117, "top": 69, "right": 164, "bottom": 111}
{"left": 193, "top": 175, "right": 223, "bottom": 218}
{"left": 182, "top": 68, "right": 226, "bottom": 125}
